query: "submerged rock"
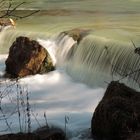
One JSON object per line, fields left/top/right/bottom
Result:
{"left": 63, "top": 28, "right": 90, "bottom": 44}
{"left": 91, "top": 81, "right": 140, "bottom": 140}
{"left": 60, "top": 28, "right": 90, "bottom": 60}
{"left": 5, "top": 36, "right": 55, "bottom": 78}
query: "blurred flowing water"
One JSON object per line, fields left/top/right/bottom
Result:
{"left": 0, "top": 0, "right": 140, "bottom": 139}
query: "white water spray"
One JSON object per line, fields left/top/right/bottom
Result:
{"left": 38, "top": 38, "right": 57, "bottom": 65}
{"left": 37, "top": 34, "right": 76, "bottom": 66}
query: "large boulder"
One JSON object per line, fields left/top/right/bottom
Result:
{"left": 91, "top": 81, "right": 140, "bottom": 140}
{"left": 127, "top": 132, "right": 140, "bottom": 140}
{"left": 5, "top": 36, "right": 55, "bottom": 78}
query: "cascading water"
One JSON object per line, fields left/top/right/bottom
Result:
{"left": 0, "top": 0, "right": 140, "bottom": 139}
{"left": 37, "top": 33, "right": 76, "bottom": 66}
{"left": 1, "top": 29, "right": 139, "bottom": 88}
{"left": 57, "top": 35, "right": 140, "bottom": 88}
{"left": 37, "top": 32, "right": 140, "bottom": 88}
{"left": 0, "top": 29, "right": 52, "bottom": 54}
{"left": 0, "top": 29, "right": 140, "bottom": 139}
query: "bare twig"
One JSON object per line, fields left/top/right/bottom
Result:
{"left": 26, "top": 89, "right": 31, "bottom": 133}
{"left": 117, "top": 68, "right": 140, "bottom": 83}
{"left": 31, "top": 110, "right": 41, "bottom": 128}
{"left": 44, "top": 112, "right": 49, "bottom": 128}
{"left": 16, "top": 82, "right": 22, "bottom": 132}
{"left": 131, "top": 40, "right": 137, "bottom": 49}
{"left": 0, "top": 0, "right": 40, "bottom": 19}
{"left": 10, "top": 10, "right": 40, "bottom": 19}
{"left": 64, "top": 115, "right": 69, "bottom": 137}
{"left": 0, "top": 101, "right": 12, "bottom": 133}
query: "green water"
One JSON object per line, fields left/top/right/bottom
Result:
{"left": 9, "top": 0, "right": 139, "bottom": 42}
{"left": 1, "top": 0, "right": 140, "bottom": 44}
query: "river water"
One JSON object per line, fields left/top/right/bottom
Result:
{"left": 0, "top": 0, "right": 140, "bottom": 139}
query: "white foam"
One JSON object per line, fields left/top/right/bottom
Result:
{"left": 38, "top": 38, "right": 57, "bottom": 65}
{"left": 0, "top": 55, "right": 104, "bottom": 139}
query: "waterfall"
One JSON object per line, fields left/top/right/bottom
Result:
{"left": 0, "top": 30, "right": 140, "bottom": 138}
{"left": 55, "top": 33, "right": 76, "bottom": 65}
{"left": 38, "top": 33, "right": 76, "bottom": 66}
{"left": 0, "top": 29, "right": 51, "bottom": 54}
{"left": 1, "top": 29, "right": 140, "bottom": 88}
{"left": 59, "top": 35, "right": 140, "bottom": 88}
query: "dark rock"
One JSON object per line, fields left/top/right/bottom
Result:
{"left": 91, "top": 81, "right": 140, "bottom": 140}
{"left": 0, "top": 126, "right": 66, "bottom": 140}
{"left": 35, "top": 126, "right": 66, "bottom": 140}
{"left": 5, "top": 36, "right": 55, "bottom": 78}
{"left": 0, "top": 133, "right": 39, "bottom": 140}
{"left": 127, "top": 132, "right": 140, "bottom": 140}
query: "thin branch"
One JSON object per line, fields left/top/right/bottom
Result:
{"left": 10, "top": 10, "right": 40, "bottom": 19}
{"left": 16, "top": 83, "right": 22, "bottom": 132}
{"left": 0, "top": 1, "right": 40, "bottom": 19}
{"left": 0, "top": 2, "right": 26, "bottom": 18}
{"left": 131, "top": 40, "right": 137, "bottom": 49}
{"left": 117, "top": 68, "right": 140, "bottom": 82}
{"left": 7, "top": 2, "right": 12, "bottom": 14}
{"left": 0, "top": 102, "right": 12, "bottom": 133}
{"left": 7, "top": 2, "right": 26, "bottom": 15}
{"left": 31, "top": 110, "right": 41, "bottom": 128}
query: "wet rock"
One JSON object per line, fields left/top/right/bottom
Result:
{"left": 5, "top": 36, "right": 55, "bottom": 78}
{"left": 60, "top": 28, "right": 90, "bottom": 60}
{"left": 91, "top": 81, "right": 140, "bottom": 140}
{"left": 63, "top": 28, "right": 90, "bottom": 44}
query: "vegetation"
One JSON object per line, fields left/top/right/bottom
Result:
{"left": 0, "top": 80, "right": 66, "bottom": 140}
{"left": 0, "top": 0, "right": 39, "bottom": 19}
{"left": 0, "top": 79, "right": 31, "bottom": 133}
